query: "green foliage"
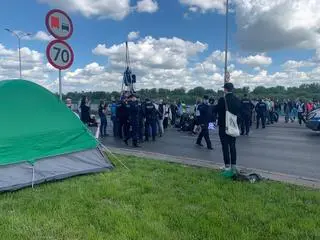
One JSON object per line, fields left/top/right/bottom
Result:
{"left": 0, "top": 156, "right": 319, "bottom": 240}
{"left": 63, "top": 83, "right": 320, "bottom": 104}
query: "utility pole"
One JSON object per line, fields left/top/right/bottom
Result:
{"left": 5, "top": 28, "right": 32, "bottom": 79}
{"left": 224, "top": 0, "right": 229, "bottom": 83}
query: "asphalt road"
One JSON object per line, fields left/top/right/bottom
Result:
{"left": 100, "top": 121, "right": 320, "bottom": 180}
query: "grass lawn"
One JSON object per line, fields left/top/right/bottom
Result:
{"left": 0, "top": 156, "right": 319, "bottom": 240}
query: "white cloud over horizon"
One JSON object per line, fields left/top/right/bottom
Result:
{"left": 238, "top": 54, "right": 272, "bottom": 67}
{"left": 1, "top": 32, "right": 320, "bottom": 94}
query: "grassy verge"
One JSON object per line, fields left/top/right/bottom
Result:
{"left": 0, "top": 156, "right": 319, "bottom": 240}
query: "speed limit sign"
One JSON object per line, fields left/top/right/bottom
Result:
{"left": 46, "top": 39, "right": 74, "bottom": 70}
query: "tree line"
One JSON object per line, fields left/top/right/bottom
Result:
{"left": 63, "top": 83, "right": 320, "bottom": 104}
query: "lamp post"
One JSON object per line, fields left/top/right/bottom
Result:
{"left": 224, "top": 0, "right": 229, "bottom": 83}
{"left": 5, "top": 28, "right": 32, "bottom": 79}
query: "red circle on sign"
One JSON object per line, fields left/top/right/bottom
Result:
{"left": 45, "top": 9, "right": 73, "bottom": 40}
{"left": 46, "top": 39, "right": 74, "bottom": 70}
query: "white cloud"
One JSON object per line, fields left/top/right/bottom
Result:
{"left": 209, "top": 50, "right": 231, "bottom": 64}
{"left": 189, "top": 6, "right": 198, "bottom": 12}
{"left": 178, "top": 0, "right": 320, "bottom": 57}
{"left": 0, "top": 44, "right": 55, "bottom": 89}
{"left": 234, "top": 0, "right": 320, "bottom": 53}
{"left": 32, "top": 31, "right": 54, "bottom": 41}
{"left": 38, "top": 0, "right": 131, "bottom": 20}
{"left": 282, "top": 60, "right": 316, "bottom": 70}
{"left": 21, "top": 31, "right": 54, "bottom": 42}
{"left": 93, "top": 36, "right": 208, "bottom": 70}
{"left": 238, "top": 54, "right": 272, "bottom": 67}
{"left": 179, "top": 0, "right": 226, "bottom": 13}
{"left": 1, "top": 37, "right": 320, "bottom": 93}
{"left": 128, "top": 31, "right": 140, "bottom": 40}
{"left": 136, "top": 0, "right": 159, "bottom": 13}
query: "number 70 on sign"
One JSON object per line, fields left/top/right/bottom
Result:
{"left": 46, "top": 39, "right": 74, "bottom": 70}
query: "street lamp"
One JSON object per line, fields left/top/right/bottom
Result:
{"left": 5, "top": 28, "right": 32, "bottom": 79}
{"left": 224, "top": 0, "right": 229, "bottom": 83}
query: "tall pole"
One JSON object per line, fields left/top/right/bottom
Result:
{"left": 224, "top": 0, "right": 229, "bottom": 83}
{"left": 59, "top": 69, "right": 62, "bottom": 100}
{"left": 18, "top": 37, "right": 22, "bottom": 79}
{"left": 5, "top": 29, "right": 32, "bottom": 79}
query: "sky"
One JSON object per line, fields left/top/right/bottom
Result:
{"left": 1, "top": 0, "right": 320, "bottom": 93}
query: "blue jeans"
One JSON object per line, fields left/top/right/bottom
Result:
{"left": 100, "top": 118, "right": 107, "bottom": 136}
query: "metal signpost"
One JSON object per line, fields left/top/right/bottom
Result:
{"left": 45, "top": 9, "right": 74, "bottom": 100}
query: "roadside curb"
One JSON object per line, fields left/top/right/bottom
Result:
{"left": 107, "top": 146, "right": 320, "bottom": 189}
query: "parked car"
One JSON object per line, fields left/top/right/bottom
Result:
{"left": 306, "top": 108, "right": 320, "bottom": 131}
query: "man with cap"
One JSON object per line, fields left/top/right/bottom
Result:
{"left": 124, "top": 94, "right": 140, "bottom": 147}
{"left": 216, "top": 82, "right": 241, "bottom": 176}
{"left": 137, "top": 96, "right": 145, "bottom": 143}
{"left": 196, "top": 95, "right": 213, "bottom": 150}
{"left": 240, "top": 93, "right": 254, "bottom": 135}
{"left": 144, "top": 98, "right": 157, "bottom": 141}
{"left": 255, "top": 99, "right": 267, "bottom": 129}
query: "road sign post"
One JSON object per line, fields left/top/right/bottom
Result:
{"left": 45, "top": 9, "right": 74, "bottom": 100}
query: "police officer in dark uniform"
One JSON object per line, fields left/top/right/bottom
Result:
{"left": 144, "top": 98, "right": 157, "bottom": 141}
{"left": 240, "top": 94, "right": 254, "bottom": 135}
{"left": 137, "top": 96, "right": 145, "bottom": 143}
{"left": 255, "top": 99, "right": 267, "bottom": 129}
{"left": 124, "top": 94, "right": 140, "bottom": 147}
{"left": 116, "top": 99, "right": 127, "bottom": 139}
{"left": 196, "top": 95, "right": 213, "bottom": 150}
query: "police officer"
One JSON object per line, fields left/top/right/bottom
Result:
{"left": 144, "top": 98, "right": 157, "bottom": 141}
{"left": 196, "top": 95, "right": 213, "bottom": 150}
{"left": 240, "top": 94, "right": 254, "bottom": 135}
{"left": 116, "top": 99, "right": 127, "bottom": 139}
{"left": 124, "top": 97, "right": 131, "bottom": 140}
{"left": 255, "top": 99, "right": 267, "bottom": 129}
{"left": 124, "top": 94, "right": 140, "bottom": 147}
{"left": 137, "top": 96, "right": 145, "bottom": 143}
{"left": 110, "top": 97, "right": 118, "bottom": 137}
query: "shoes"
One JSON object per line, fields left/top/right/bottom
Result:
{"left": 207, "top": 147, "right": 213, "bottom": 150}
{"left": 221, "top": 169, "right": 234, "bottom": 178}
{"left": 196, "top": 143, "right": 204, "bottom": 147}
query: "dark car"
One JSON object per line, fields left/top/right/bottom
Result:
{"left": 306, "top": 108, "right": 320, "bottom": 131}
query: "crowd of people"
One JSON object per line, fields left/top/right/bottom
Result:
{"left": 68, "top": 85, "right": 319, "bottom": 177}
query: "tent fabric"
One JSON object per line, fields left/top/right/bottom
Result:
{"left": 0, "top": 148, "right": 112, "bottom": 192}
{"left": 0, "top": 79, "right": 113, "bottom": 191}
{"left": 0, "top": 80, "right": 97, "bottom": 165}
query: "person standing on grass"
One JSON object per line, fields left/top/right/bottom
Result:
{"left": 215, "top": 83, "right": 241, "bottom": 176}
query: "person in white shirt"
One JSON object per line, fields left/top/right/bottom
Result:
{"left": 157, "top": 99, "right": 165, "bottom": 137}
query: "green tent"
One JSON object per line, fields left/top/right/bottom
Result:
{"left": 0, "top": 79, "right": 112, "bottom": 191}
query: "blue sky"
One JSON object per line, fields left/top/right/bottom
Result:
{"left": 1, "top": 0, "right": 319, "bottom": 92}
